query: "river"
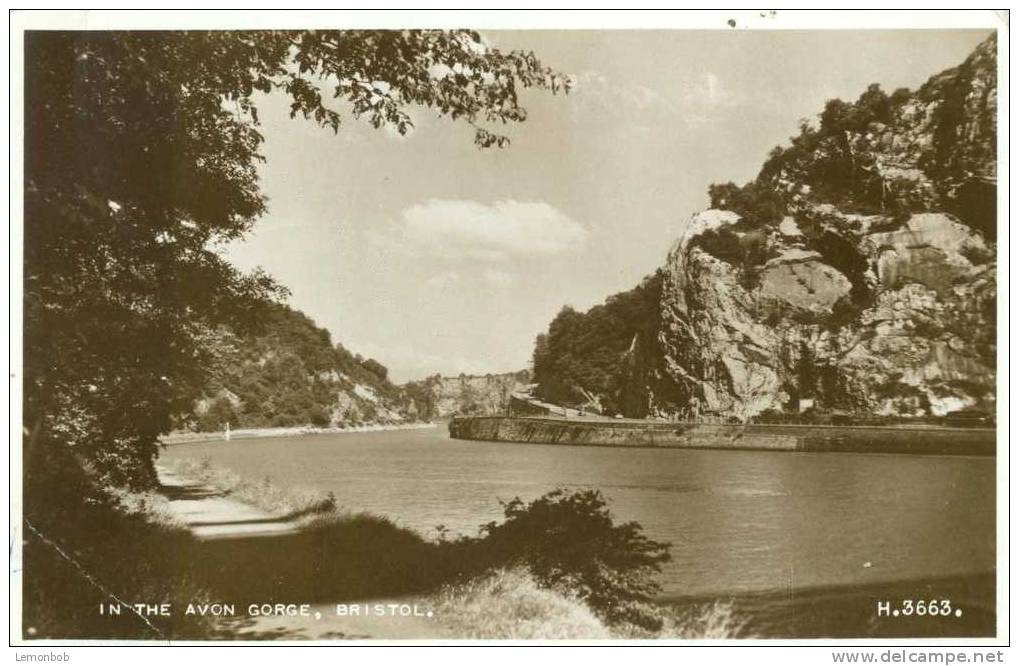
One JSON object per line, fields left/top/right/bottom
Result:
{"left": 160, "top": 425, "right": 996, "bottom": 637}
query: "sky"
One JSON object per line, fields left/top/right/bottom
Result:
{"left": 223, "top": 29, "right": 991, "bottom": 383}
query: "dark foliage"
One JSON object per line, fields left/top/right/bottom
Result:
{"left": 761, "top": 83, "right": 908, "bottom": 215}
{"left": 794, "top": 211, "right": 874, "bottom": 304}
{"left": 400, "top": 374, "right": 444, "bottom": 421}
{"left": 707, "top": 181, "right": 785, "bottom": 228}
{"left": 532, "top": 272, "right": 664, "bottom": 414}
{"left": 192, "top": 304, "right": 406, "bottom": 430}
{"left": 447, "top": 489, "right": 671, "bottom": 630}
{"left": 712, "top": 34, "right": 996, "bottom": 237}
{"left": 690, "top": 223, "right": 778, "bottom": 290}
{"left": 706, "top": 78, "right": 924, "bottom": 232}
{"left": 919, "top": 39, "right": 996, "bottom": 181}
{"left": 22, "top": 452, "right": 216, "bottom": 639}
{"left": 25, "top": 471, "right": 670, "bottom": 637}
{"left": 194, "top": 397, "right": 240, "bottom": 433}
{"left": 25, "top": 29, "right": 566, "bottom": 489}
{"left": 23, "top": 480, "right": 435, "bottom": 639}
{"left": 360, "top": 358, "right": 389, "bottom": 383}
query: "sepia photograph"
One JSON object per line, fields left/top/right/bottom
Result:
{"left": 8, "top": 9, "right": 1007, "bottom": 652}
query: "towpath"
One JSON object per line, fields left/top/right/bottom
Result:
{"left": 154, "top": 464, "right": 446, "bottom": 639}
{"left": 156, "top": 465, "right": 302, "bottom": 540}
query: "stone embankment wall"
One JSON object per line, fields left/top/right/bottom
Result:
{"left": 448, "top": 417, "right": 994, "bottom": 456}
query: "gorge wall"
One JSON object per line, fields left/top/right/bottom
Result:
{"left": 402, "top": 371, "right": 531, "bottom": 419}
{"left": 534, "top": 33, "right": 997, "bottom": 421}
{"left": 191, "top": 304, "right": 417, "bottom": 431}
{"left": 193, "top": 304, "right": 531, "bottom": 431}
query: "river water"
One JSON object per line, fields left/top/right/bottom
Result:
{"left": 160, "top": 425, "right": 996, "bottom": 636}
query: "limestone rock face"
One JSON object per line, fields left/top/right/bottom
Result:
{"left": 772, "top": 34, "right": 997, "bottom": 231}
{"left": 648, "top": 35, "right": 997, "bottom": 420}
{"left": 412, "top": 372, "right": 530, "bottom": 418}
{"left": 658, "top": 211, "right": 787, "bottom": 420}
{"left": 655, "top": 206, "right": 995, "bottom": 419}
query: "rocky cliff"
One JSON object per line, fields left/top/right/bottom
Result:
{"left": 403, "top": 371, "right": 530, "bottom": 419}
{"left": 536, "top": 34, "right": 997, "bottom": 421}
{"left": 651, "top": 34, "right": 997, "bottom": 420}
{"left": 192, "top": 304, "right": 417, "bottom": 431}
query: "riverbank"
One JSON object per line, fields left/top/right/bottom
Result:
{"left": 28, "top": 437, "right": 989, "bottom": 640}
{"left": 448, "top": 416, "right": 995, "bottom": 456}
{"left": 146, "top": 459, "right": 731, "bottom": 639}
{"left": 157, "top": 457, "right": 992, "bottom": 639}
{"left": 162, "top": 421, "right": 438, "bottom": 445}
{"left": 661, "top": 572, "right": 995, "bottom": 638}
{"left": 150, "top": 464, "right": 444, "bottom": 638}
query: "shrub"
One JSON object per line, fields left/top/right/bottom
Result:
{"left": 960, "top": 243, "right": 994, "bottom": 266}
{"left": 453, "top": 488, "right": 671, "bottom": 631}
{"left": 194, "top": 396, "right": 239, "bottom": 432}
{"left": 692, "top": 226, "right": 777, "bottom": 290}
{"left": 360, "top": 358, "right": 389, "bottom": 382}
{"left": 707, "top": 181, "right": 785, "bottom": 227}
{"left": 307, "top": 404, "right": 331, "bottom": 427}
{"left": 824, "top": 295, "right": 867, "bottom": 331}
{"left": 31, "top": 452, "right": 678, "bottom": 639}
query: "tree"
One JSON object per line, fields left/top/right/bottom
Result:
{"left": 531, "top": 333, "right": 549, "bottom": 374}
{"left": 195, "top": 397, "right": 239, "bottom": 433}
{"left": 361, "top": 358, "right": 389, "bottom": 382}
{"left": 532, "top": 275, "right": 665, "bottom": 415}
{"left": 852, "top": 83, "right": 891, "bottom": 128}
{"left": 465, "top": 489, "right": 671, "bottom": 630}
{"left": 819, "top": 98, "right": 852, "bottom": 134}
{"left": 707, "top": 182, "right": 742, "bottom": 210}
{"left": 24, "top": 30, "right": 568, "bottom": 489}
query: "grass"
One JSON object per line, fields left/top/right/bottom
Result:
{"left": 105, "top": 486, "right": 185, "bottom": 528}
{"left": 168, "top": 457, "right": 338, "bottom": 516}
{"left": 658, "top": 601, "right": 749, "bottom": 639}
{"left": 435, "top": 568, "right": 611, "bottom": 639}
{"left": 434, "top": 568, "right": 749, "bottom": 639}
{"left": 25, "top": 457, "right": 748, "bottom": 640}
{"left": 160, "top": 459, "right": 748, "bottom": 638}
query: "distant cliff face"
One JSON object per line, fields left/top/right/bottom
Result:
{"left": 194, "top": 306, "right": 531, "bottom": 430}
{"left": 650, "top": 34, "right": 996, "bottom": 420}
{"left": 533, "top": 34, "right": 997, "bottom": 421}
{"left": 403, "top": 371, "right": 530, "bottom": 418}
{"left": 192, "top": 305, "right": 416, "bottom": 431}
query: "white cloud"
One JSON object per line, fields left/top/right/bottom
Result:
{"left": 572, "top": 70, "right": 664, "bottom": 114}
{"left": 699, "top": 73, "right": 723, "bottom": 104}
{"left": 400, "top": 199, "right": 587, "bottom": 261}
{"left": 425, "top": 270, "right": 461, "bottom": 288}
{"left": 483, "top": 268, "right": 514, "bottom": 286}
{"left": 677, "top": 73, "right": 744, "bottom": 126}
{"left": 570, "top": 69, "right": 743, "bottom": 127}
